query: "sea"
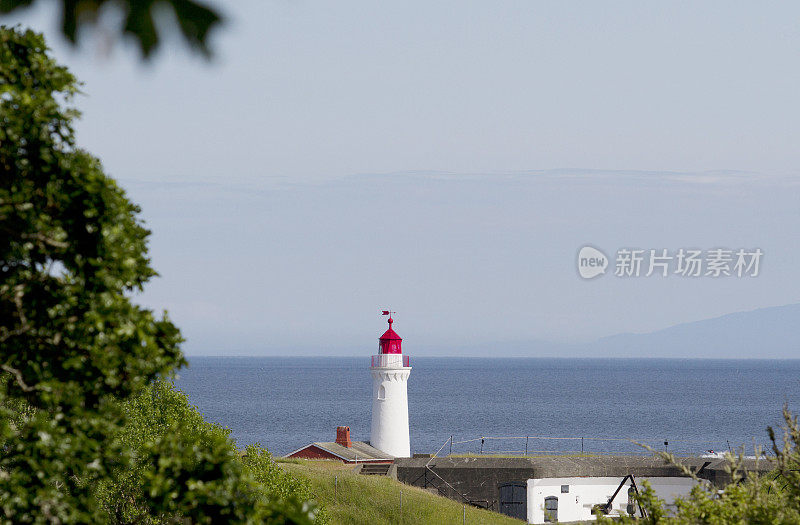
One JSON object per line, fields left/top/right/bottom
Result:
{"left": 174, "top": 357, "right": 800, "bottom": 457}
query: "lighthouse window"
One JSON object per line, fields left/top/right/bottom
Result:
{"left": 378, "top": 385, "right": 386, "bottom": 400}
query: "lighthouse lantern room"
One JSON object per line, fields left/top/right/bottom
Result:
{"left": 370, "top": 313, "right": 411, "bottom": 458}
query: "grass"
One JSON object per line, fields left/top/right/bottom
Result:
{"left": 277, "top": 459, "right": 525, "bottom": 525}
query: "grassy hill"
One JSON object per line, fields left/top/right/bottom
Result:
{"left": 277, "top": 459, "right": 524, "bottom": 525}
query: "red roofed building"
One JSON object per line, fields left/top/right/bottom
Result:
{"left": 285, "top": 426, "right": 393, "bottom": 464}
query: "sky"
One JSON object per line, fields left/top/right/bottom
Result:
{"left": 6, "top": 1, "right": 800, "bottom": 355}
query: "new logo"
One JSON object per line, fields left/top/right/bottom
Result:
{"left": 577, "top": 246, "right": 608, "bottom": 279}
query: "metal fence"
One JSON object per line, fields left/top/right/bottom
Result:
{"left": 439, "top": 434, "right": 742, "bottom": 457}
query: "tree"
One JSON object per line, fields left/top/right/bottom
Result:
{"left": 0, "top": 26, "right": 314, "bottom": 523}
{"left": 0, "top": 0, "right": 222, "bottom": 58}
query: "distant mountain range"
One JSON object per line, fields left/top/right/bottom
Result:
{"left": 421, "top": 303, "right": 800, "bottom": 359}
{"left": 591, "top": 302, "right": 800, "bottom": 359}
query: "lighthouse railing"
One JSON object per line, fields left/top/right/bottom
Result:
{"left": 371, "top": 354, "right": 410, "bottom": 368}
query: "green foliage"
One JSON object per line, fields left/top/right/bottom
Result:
{"left": 241, "top": 445, "right": 320, "bottom": 513}
{"left": 0, "top": 0, "right": 222, "bottom": 58}
{"left": 596, "top": 406, "right": 800, "bottom": 524}
{"left": 96, "top": 379, "right": 320, "bottom": 524}
{"left": 0, "top": 26, "right": 316, "bottom": 524}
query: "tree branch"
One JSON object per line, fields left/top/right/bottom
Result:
{"left": 1, "top": 364, "right": 35, "bottom": 392}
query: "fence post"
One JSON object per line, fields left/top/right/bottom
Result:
{"left": 334, "top": 475, "right": 337, "bottom": 502}
{"left": 581, "top": 437, "right": 584, "bottom": 455}
{"left": 400, "top": 490, "right": 403, "bottom": 520}
{"left": 463, "top": 504, "right": 466, "bottom": 524}
{"left": 450, "top": 435, "right": 453, "bottom": 455}
{"left": 480, "top": 438, "right": 484, "bottom": 454}
{"left": 525, "top": 436, "right": 528, "bottom": 456}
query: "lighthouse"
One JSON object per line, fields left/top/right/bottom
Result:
{"left": 370, "top": 313, "right": 411, "bottom": 458}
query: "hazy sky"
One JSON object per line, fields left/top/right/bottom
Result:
{"left": 7, "top": 1, "right": 800, "bottom": 355}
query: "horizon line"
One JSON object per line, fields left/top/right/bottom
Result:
{"left": 179, "top": 354, "right": 800, "bottom": 361}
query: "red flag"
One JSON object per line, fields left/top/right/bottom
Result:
{"left": 381, "top": 310, "right": 390, "bottom": 315}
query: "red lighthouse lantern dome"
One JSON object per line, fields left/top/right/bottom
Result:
{"left": 379, "top": 316, "right": 403, "bottom": 354}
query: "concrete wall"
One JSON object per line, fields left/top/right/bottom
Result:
{"left": 395, "top": 457, "right": 539, "bottom": 510}
{"left": 394, "top": 456, "right": 769, "bottom": 515}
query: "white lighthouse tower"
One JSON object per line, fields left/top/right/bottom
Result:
{"left": 370, "top": 313, "right": 411, "bottom": 458}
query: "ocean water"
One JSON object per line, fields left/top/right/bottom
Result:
{"left": 174, "top": 357, "right": 800, "bottom": 457}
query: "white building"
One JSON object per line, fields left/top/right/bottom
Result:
{"left": 527, "top": 476, "right": 698, "bottom": 524}
{"left": 369, "top": 315, "right": 411, "bottom": 458}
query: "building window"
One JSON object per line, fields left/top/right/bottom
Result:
{"left": 544, "top": 496, "right": 558, "bottom": 522}
{"left": 378, "top": 384, "right": 386, "bottom": 400}
{"left": 561, "top": 484, "right": 569, "bottom": 493}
